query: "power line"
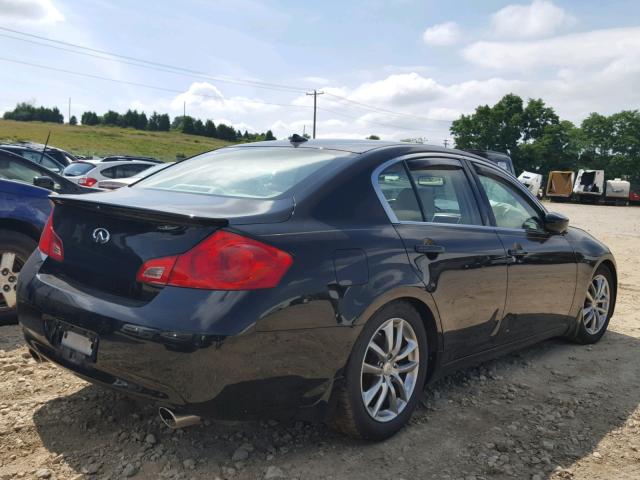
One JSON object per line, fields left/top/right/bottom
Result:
{"left": 0, "top": 26, "right": 458, "bottom": 124}
{"left": 0, "top": 56, "right": 312, "bottom": 110}
{"left": 317, "top": 107, "right": 443, "bottom": 133}
{"left": 0, "top": 26, "right": 308, "bottom": 94}
{"left": 323, "top": 92, "right": 453, "bottom": 124}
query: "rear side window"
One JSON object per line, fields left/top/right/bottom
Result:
{"left": 63, "top": 163, "right": 94, "bottom": 176}
{"left": 377, "top": 163, "right": 422, "bottom": 222}
{"left": 100, "top": 166, "right": 117, "bottom": 178}
{"left": 135, "top": 147, "right": 353, "bottom": 198}
{"left": 406, "top": 161, "right": 482, "bottom": 225}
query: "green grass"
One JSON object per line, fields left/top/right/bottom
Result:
{"left": 0, "top": 120, "right": 232, "bottom": 161}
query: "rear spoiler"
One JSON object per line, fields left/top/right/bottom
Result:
{"left": 51, "top": 196, "right": 229, "bottom": 227}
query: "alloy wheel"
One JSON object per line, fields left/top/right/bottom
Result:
{"left": 360, "top": 317, "right": 420, "bottom": 422}
{"left": 582, "top": 274, "right": 610, "bottom": 335}
{"left": 0, "top": 251, "right": 21, "bottom": 311}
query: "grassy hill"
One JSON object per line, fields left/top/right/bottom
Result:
{"left": 0, "top": 120, "right": 232, "bottom": 161}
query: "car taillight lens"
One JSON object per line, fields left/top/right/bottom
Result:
{"left": 78, "top": 177, "right": 97, "bottom": 187}
{"left": 136, "top": 230, "right": 293, "bottom": 290}
{"left": 38, "top": 211, "right": 64, "bottom": 262}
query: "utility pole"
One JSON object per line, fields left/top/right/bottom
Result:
{"left": 443, "top": 139, "right": 449, "bottom": 148}
{"left": 68, "top": 97, "right": 71, "bottom": 124}
{"left": 183, "top": 101, "right": 186, "bottom": 119}
{"left": 303, "top": 125, "right": 306, "bottom": 137}
{"left": 306, "top": 90, "right": 324, "bottom": 138}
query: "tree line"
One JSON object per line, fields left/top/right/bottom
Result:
{"left": 3, "top": 103, "right": 275, "bottom": 142}
{"left": 450, "top": 94, "right": 640, "bottom": 182}
{"left": 82, "top": 109, "right": 276, "bottom": 142}
{"left": 3, "top": 102, "right": 64, "bottom": 123}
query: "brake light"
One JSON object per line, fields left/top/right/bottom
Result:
{"left": 38, "top": 210, "right": 64, "bottom": 262}
{"left": 78, "top": 177, "right": 97, "bottom": 187}
{"left": 136, "top": 231, "right": 293, "bottom": 290}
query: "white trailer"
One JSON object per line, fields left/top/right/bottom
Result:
{"left": 517, "top": 171, "right": 543, "bottom": 197}
{"left": 573, "top": 169, "right": 605, "bottom": 203}
{"left": 605, "top": 178, "right": 630, "bottom": 206}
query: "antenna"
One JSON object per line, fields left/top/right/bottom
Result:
{"left": 39, "top": 130, "right": 51, "bottom": 165}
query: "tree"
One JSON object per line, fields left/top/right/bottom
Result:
{"left": 521, "top": 98, "right": 559, "bottom": 142}
{"left": 136, "top": 112, "right": 148, "bottom": 130}
{"left": 216, "top": 123, "right": 237, "bottom": 141}
{"left": 366, "top": 135, "right": 380, "bottom": 140}
{"left": 81, "top": 111, "right": 100, "bottom": 125}
{"left": 69, "top": 115, "right": 77, "bottom": 125}
{"left": 204, "top": 120, "right": 217, "bottom": 138}
{"left": 265, "top": 130, "right": 276, "bottom": 141}
{"left": 193, "top": 119, "right": 205, "bottom": 136}
{"left": 157, "top": 113, "right": 170, "bottom": 131}
{"left": 102, "top": 110, "right": 121, "bottom": 126}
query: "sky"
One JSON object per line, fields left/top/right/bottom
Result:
{"left": 0, "top": 0, "right": 638, "bottom": 143}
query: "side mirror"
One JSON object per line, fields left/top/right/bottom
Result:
{"left": 33, "top": 176, "right": 55, "bottom": 191}
{"left": 544, "top": 211, "right": 569, "bottom": 234}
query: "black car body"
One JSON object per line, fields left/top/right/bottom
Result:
{"left": 17, "top": 140, "right": 616, "bottom": 439}
{"left": 0, "top": 146, "right": 67, "bottom": 173}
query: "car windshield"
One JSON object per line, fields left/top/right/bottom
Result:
{"left": 63, "top": 162, "right": 95, "bottom": 176}
{"left": 135, "top": 147, "right": 353, "bottom": 198}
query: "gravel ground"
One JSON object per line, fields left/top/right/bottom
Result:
{"left": 1, "top": 202, "right": 639, "bottom": 480}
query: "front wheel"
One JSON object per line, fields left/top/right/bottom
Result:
{"left": 569, "top": 264, "right": 614, "bottom": 344}
{"left": 0, "top": 231, "right": 36, "bottom": 324}
{"left": 329, "top": 301, "right": 428, "bottom": 440}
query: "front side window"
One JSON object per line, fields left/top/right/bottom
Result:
{"left": 0, "top": 157, "right": 63, "bottom": 191}
{"left": 478, "top": 174, "right": 542, "bottom": 231}
{"left": 406, "top": 162, "right": 482, "bottom": 226}
{"left": 136, "top": 147, "right": 354, "bottom": 199}
{"left": 377, "top": 163, "right": 422, "bottom": 222}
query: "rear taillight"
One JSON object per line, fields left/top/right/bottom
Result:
{"left": 78, "top": 177, "right": 97, "bottom": 187}
{"left": 136, "top": 230, "right": 293, "bottom": 290}
{"left": 38, "top": 210, "right": 64, "bottom": 262}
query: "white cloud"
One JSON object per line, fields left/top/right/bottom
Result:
{"left": 422, "top": 22, "right": 462, "bottom": 46}
{"left": 463, "top": 27, "right": 640, "bottom": 71}
{"left": 170, "top": 81, "right": 280, "bottom": 115}
{"left": 0, "top": 0, "right": 64, "bottom": 24}
{"left": 491, "top": 0, "right": 575, "bottom": 39}
{"left": 301, "top": 76, "right": 330, "bottom": 85}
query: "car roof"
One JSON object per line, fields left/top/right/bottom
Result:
{"left": 228, "top": 138, "right": 469, "bottom": 155}
{"left": 91, "top": 160, "right": 156, "bottom": 169}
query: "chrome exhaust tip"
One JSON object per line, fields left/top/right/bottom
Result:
{"left": 158, "top": 407, "right": 200, "bottom": 429}
{"left": 28, "top": 348, "right": 45, "bottom": 363}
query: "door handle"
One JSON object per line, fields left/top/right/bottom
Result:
{"left": 507, "top": 247, "right": 528, "bottom": 257}
{"left": 415, "top": 244, "right": 445, "bottom": 254}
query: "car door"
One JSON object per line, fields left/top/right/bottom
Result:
{"left": 377, "top": 156, "right": 509, "bottom": 361}
{"left": 472, "top": 164, "right": 577, "bottom": 340}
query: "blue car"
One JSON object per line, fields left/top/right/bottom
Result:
{"left": 0, "top": 149, "right": 89, "bottom": 322}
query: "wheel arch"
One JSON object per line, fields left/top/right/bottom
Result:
{"left": 354, "top": 288, "right": 443, "bottom": 383}
{"left": 597, "top": 258, "right": 617, "bottom": 316}
{"left": 0, "top": 218, "right": 41, "bottom": 243}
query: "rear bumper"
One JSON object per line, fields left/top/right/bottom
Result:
{"left": 18, "top": 252, "right": 359, "bottom": 421}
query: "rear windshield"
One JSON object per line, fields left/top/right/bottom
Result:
{"left": 135, "top": 147, "right": 353, "bottom": 198}
{"left": 63, "top": 162, "right": 95, "bottom": 176}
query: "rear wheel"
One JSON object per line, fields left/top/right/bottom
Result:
{"left": 0, "top": 231, "right": 36, "bottom": 324}
{"left": 329, "top": 301, "right": 427, "bottom": 440}
{"left": 569, "top": 265, "right": 614, "bottom": 344}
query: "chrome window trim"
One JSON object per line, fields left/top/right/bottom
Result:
{"left": 372, "top": 152, "right": 483, "bottom": 228}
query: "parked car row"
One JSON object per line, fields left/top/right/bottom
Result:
{"left": 0, "top": 141, "right": 170, "bottom": 322}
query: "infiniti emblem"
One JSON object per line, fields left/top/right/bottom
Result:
{"left": 92, "top": 227, "right": 111, "bottom": 245}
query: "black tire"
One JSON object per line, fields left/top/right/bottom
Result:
{"left": 329, "top": 301, "right": 428, "bottom": 440}
{"left": 568, "top": 264, "right": 615, "bottom": 344}
{"left": 0, "top": 231, "right": 37, "bottom": 325}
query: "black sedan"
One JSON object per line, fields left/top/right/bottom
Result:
{"left": 17, "top": 139, "right": 616, "bottom": 440}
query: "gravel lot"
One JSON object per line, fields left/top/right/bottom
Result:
{"left": 1, "top": 202, "right": 639, "bottom": 480}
